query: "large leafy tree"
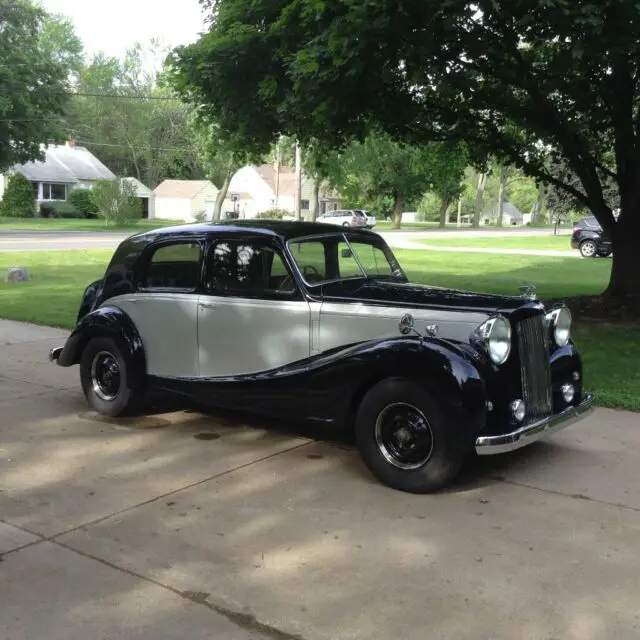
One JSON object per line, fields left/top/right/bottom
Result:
{"left": 0, "top": 1, "right": 81, "bottom": 170}
{"left": 172, "top": 0, "right": 640, "bottom": 296}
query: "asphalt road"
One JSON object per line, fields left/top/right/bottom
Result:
{"left": 1, "top": 319, "right": 639, "bottom": 640}
{"left": 0, "top": 227, "right": 572, "bottom": 253}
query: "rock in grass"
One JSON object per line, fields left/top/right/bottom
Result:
{"left": 4, "top": 267, "right": 30, "bottom": 283}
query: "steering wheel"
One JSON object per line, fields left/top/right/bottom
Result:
{"left": 303, "top": 265, "right": 320, "bottom": 279}
{"left": 278, "top": 275, "right": 294, "bottom": 292}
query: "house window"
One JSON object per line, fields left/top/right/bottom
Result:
{"left": 42, "top": 183, "right": 67, "bottom": 201}
{"left": 300, "top": 199, "right": 310, "bottom": 210}
{"left": 31, "top": 182, "right": 39, "bottom": 200}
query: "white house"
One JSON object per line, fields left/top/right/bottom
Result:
{"left": 122, "top": 177, "right": 156, "bottom": 220}
{"left": 223, "top": 164, "right": 340, "bottom": 220}
{"left": 153, "top": 180, "right": 219, "bottom": 222}
{"left": 0, "top": 141, "right": 116, "bottom": 206}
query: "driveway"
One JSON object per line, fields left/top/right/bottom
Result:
{"left": 1, "top": 319, "right": 640, "bottom": 639}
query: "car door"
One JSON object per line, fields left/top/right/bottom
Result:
{"left": 198, "top": 237, "right": 311, "bottom": 377}
{"left": 106, "top": 239, "right": 202, "bottom": 377}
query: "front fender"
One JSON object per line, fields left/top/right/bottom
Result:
{"left": 57, "top": 306, "right": 146, "bottom": 387}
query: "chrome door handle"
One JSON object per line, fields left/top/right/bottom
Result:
{"left": 199, "top": 302, "right": 217, "bottom": 310}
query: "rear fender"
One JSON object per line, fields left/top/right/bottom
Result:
{"left": 57, "top": 306, "right": 146, "bottom": 387}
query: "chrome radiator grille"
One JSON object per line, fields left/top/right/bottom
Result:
{"left": 516, "top": 315, "right": 552, "bottom": 421}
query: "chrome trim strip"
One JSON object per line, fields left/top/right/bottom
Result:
{"left": 49, "top": 346, "right": 63, "bottom": 363}
{"left": 474, "top": 393, "right": 595, "bottom": 455}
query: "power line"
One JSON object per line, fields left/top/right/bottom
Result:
{"left": 76, "top": 140, "right": 194, "bottom": 152}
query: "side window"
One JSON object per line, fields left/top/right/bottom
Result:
{"left": 350, "top": 242, "right": 394, "bottom": 277}
{"left": 140, "top": 242, "right": 202, "bottom": 290}
{"left": 337, "top": 241, "right": 362, "bottom": 278}
{"left": 288, "top": 240, "right": 327, "bottom": 282}
{"left": 209, "top": 241, "right": 296, "bottom": 296}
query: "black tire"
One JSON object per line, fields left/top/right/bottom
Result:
{"left": 354, "top": 378, "right": 466, "bottom": 493}
{"left": 579, "top": 240, "right": 598, "bottom": 258}
{"left": 342, "top": 222, "right": 351, "bottom": 227}
{"left": 80, "top": 336, "right": 141, "bottom": 417}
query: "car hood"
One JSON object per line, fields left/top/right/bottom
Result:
{"left": 319, "top": 279, "right": 536, "bottom": 314}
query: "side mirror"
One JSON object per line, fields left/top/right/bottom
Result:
{"left": 341, "top": 248, "right": 353, "bottom": 258}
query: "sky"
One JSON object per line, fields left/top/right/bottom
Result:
{"left": 40, "top": 0, "right": 207, "bottom": 62}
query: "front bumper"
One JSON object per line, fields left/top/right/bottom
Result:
{"left": 474, "top": 393, "right": 595, "bottom": 455}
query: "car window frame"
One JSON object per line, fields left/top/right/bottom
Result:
{"left": 203, "top": 235, "right": 303, "bottom": 301}
{"left": 135, "top": 238, "right": 206, "bottom": 294}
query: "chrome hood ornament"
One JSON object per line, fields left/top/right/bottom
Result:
{"left": 519, "top": 285, "right": 537, "bottom": 300}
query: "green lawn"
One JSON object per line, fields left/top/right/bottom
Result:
{"left": 0, "top": 217, "right": 178, "bottom": 232}
{"left": 0, "top": 248, "right": 636, "bottom": 411}
{"left": 418, "top": 235, "right": 574, "bottom": 251}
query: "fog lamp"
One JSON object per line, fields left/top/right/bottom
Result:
{"left": 561, "top": 384, "right": 575, "bottom": 404}
{"left": 510, "top": 399, "right": 526, "bottom": 422}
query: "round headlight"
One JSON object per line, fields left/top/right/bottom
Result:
{"left": 548, "top": 307, "right": 572, "bottom": 347}
{"left": 476, "top": 316, "right": 512, "bottom": 365}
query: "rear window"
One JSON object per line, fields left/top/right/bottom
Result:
{"left": 140, "top": 242, "right": 202, "bottom": 290}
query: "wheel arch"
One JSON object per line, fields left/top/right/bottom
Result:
{"left": 57, "top": 306, "right": 146, "bottom": 388}
{"left": 342, "top": 339, "right": 487, "bottom": 437}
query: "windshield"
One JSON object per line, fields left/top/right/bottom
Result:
{"left": 287, "top": 233, "right": 406, "bottom": 285}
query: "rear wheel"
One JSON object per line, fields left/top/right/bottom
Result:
{"left": 354, "top": 378, "right": 466, "bottom": 493}
{"left": 579, "top": 240, "right": 598, "bottom": 258}
{"left": 342, "top": 221, "right": 350, "bottom": 227}
{"left": 80, "top": 336, "right": 141, "bottom": 417}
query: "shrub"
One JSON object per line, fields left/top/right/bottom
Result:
{"left": 259, "top": 208, "right": 290, "bottom": 219}
{"left": 91, "top": 179, "right": 141, "bottom": 226}
{"left": 0, "top": 173, "right": 34, "bottom": 218}
{"left": 69, "top": 188, "right": 99, "bottom": 218}
{"left": 39, "top": 202, "right": 84, "bottom": 218}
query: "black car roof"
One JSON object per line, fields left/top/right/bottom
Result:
{"left": 129, "top": 219, "right": 377, "bottom": 243}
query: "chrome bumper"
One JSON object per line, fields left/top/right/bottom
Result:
{"left": 49, "top": 346, "right": 63, "bottom": 363}
{"left": 475, "top": 393, "right": 595, "bottom": 455}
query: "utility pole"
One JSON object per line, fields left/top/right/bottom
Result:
{"left": 294, "top": 140, "right": 302, "bottom": 220}
{"left": 274, "top": 136, "right": 281, "bottom": 209}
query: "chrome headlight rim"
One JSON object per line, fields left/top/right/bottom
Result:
{"left": 546, "top": 306, "right": 572, "bottom": 347}
{"left": 474, "top": 314, "right": 512, "bottom": 365}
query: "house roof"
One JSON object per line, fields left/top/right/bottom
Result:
{"left": 255, "top": 164, "right": 296, "bottom": 196}
{"left": 153, "top": 179, "right": 217, "bottom": 199}
{"left": 121, "top": 177, "right": 154, "bottom": 198}
{"left": 11, "top": 144, "right": 115, "bottom": 183}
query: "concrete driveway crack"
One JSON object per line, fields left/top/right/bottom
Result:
{"left": 51, "top": 538, "right": 309, "bottom": 640}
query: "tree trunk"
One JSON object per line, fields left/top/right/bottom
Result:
{"left": 532, "top": 183, "right": 547, "bottom": 225}
{"left": 213, "top": 167, "right": 233, "bottom": 221}
{"left": 456, "top": 198, "right": 462, "bottom": 227}
{"left": 438, "top": 196, "right": 450, "bottom": 228}
{"left": 605, "top": 209, "right": 640, "bottom": 296}
{"left": 497, "top": 166, "right": 506, "bottom": 227}
{"left": 391, "top": 196, "right": 403, "bottom": 229}
{"left": 311, "top": 179, "right": 320, "bottom": 222}
{"left": 473, "top": 173, "right": 487, "bottom": 228}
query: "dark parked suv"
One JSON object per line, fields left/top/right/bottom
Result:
{"left": 571, "top": 216, "right": 612, "bottom": 258}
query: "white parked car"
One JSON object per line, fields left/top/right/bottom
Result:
{"left": 354, "top": 209, "right": 376, "bottom": 228}
{"left": 317, "top": 209, "right": 369, "bottom": 228}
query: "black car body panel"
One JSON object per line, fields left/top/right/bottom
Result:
{"left": 571, "top": 216, "right": 612, "bottom": 256}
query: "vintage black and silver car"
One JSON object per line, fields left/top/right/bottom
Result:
{"left": 50, "top": 220, "right": 594, "bottom": 493}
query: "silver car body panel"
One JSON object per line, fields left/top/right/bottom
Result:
{"left": 197, "top": 295, "right": 312, "bottom": 376}
{"left": 316, "top": 301, "right": 489, "bottom": 353}
{"left": 107, "top": 293, "right": 199, "bottom": 377}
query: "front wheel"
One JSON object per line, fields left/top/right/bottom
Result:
{"left": 354, "top": 378, "right": 466, "bottom": 493}
{"left": 80, "top": 336, "right": 141, "bottom": 417}
{"left": 579, "top": 240, "right": 598, "bottom": 258}
{"left": 342, "top": 222, "right": 351, "bottom": 227}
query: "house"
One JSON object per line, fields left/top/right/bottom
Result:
{"left": 0, "top": 141, "right": 117, "bottom": 210}
{"left": 223, "top": 163, "right": 341, "bottom": 220}
{"left": 460, "top": 201, "right": 531, "bottom": 226}
{"left": 153, "top": 180, "right": 219, "bottom": 222}
{"left": 122, "top": 177, "right": 156, "bottom": 220}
